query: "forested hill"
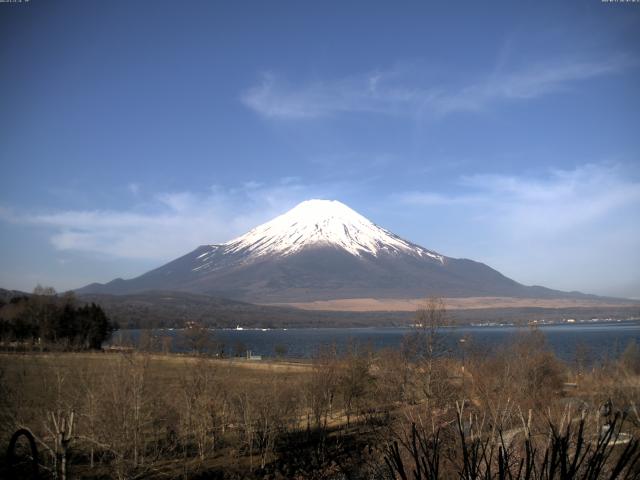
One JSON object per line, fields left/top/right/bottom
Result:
{"left": 75, "top": 291, "right": 640, "bottom": 329}
{"left": 75, "top": 290, "right": 409, "bottom": 329}
{"left": 0, "top": 287, "right": 117, "bottom": 349}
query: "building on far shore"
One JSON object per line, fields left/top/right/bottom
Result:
{"left": 246, "top": 350, "right": 262, "bottom": 361}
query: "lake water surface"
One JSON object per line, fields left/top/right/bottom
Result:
{"left": 112, "top": 320, "right": 640, "bottom": 363}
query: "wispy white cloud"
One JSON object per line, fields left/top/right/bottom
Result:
{"left": 395, "top": 192, "right": 481, "bottom": 206}
{"left": 242, "top": 71, "right": 420, "bottom": 118}
{"left": 397, "top": 163, "right": 640, "bottom": 236}
{"left": 394, "top": 162, "right": 640, "bottom": 296}
{"left": 1, "top": 179, "right": 329, "bottom": 261}
{"left": 242, "top": 55, "right": 634, "bottom": 119}
{"left": 435, "top": 57, "right": 630, "bottom": 114}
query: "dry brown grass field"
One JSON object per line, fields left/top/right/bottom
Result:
{"left": 2, "top": 328, "right": 640, "bottom": 479}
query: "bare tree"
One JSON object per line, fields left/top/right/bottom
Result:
{"left": 339, "top": 342, "right": 374, "bottom": 427}
{"left": 48, "top": 410, "right": 74, "bottom": 480}
{"left": 621, "top": 340, "right": 640, "bottom": 374}
{"left": 414, "top": 297, "right": 449, "bottom": 406}
{"left": 96, "top": 353, "right": 163, "bottom": 479}
{"left": 307, "top": 345, "right": 339, "bottom": 431}
{"left": 33, "top": 284, "right": 57, "bottom": 296}
{"left": 233, "top": 389, "right": 257, "bottom": 469}
{"left": 254, "top": 376, "right": 298, "bottom": 469}
{"left": 182, "top": 325, "right": 218, "bottom": 355}
{"left": 76, "top": 365, "right": 102, "bottom": 470}
{"left": 177, "top": 358, "right": 226, "bottom": 462}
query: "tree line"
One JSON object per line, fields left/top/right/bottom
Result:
{"left": 0, "top": 285, "right": 117, "bottom": 350}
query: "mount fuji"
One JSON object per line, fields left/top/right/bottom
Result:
{"left": 78, "top": 199, "right": 593, "bottom": 303}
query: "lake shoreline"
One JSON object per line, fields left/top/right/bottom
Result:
{"left": 110, "top": 320, "right": 640, "bottom": 363}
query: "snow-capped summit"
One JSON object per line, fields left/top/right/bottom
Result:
{"left": 78, "top": 199, "right": 586, "bottom": 303}
{"left": 221, "top": 199, "right": 444, "bottom": 261}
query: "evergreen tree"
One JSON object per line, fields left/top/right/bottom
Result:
{"left": 0, "top": 289, "right": 116, "bottom": 349}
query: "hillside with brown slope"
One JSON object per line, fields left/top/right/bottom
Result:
{"left": 267, "top": 296, "right": 640, "bottom": 312}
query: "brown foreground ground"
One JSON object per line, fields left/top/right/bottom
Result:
{"left": 1, "top": 331, "right": 640, "bottom": 479}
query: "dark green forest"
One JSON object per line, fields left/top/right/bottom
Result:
{"left": 0, "top": 286, "right": 117, "bottom": 350}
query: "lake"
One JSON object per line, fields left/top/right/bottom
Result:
{"left": 112, "top": 320, "right": 640, "bottom": 363}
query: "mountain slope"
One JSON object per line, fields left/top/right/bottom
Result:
{"left": 75, "top": 290, "right": 640, "bottom": 329}
{"left": 77, "top": 199, "right": 598, "bottom": 302}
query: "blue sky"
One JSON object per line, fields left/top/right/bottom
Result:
{"left": 1, "top": 0, "right": 639, "bottom": 298}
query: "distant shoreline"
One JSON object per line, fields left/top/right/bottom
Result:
{"left": 123, "top": 317, "right": 640, "bottom": 331}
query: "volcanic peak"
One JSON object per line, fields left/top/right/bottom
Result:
{"left": 215, "top": 199, "right": 444, "bottom": 261}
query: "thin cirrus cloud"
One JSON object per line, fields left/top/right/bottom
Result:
{"left": 397, "top": 163, "right": 640, "bottom": 236}
{"left": 241, "top": 55, "right": 634, "bottom": 119}
{"left": 0, "top": 182, "right": 318, "bottom": 261}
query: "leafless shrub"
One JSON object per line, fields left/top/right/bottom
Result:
{"left": 385, "top": 405, "right": 640, "bottom": 480}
